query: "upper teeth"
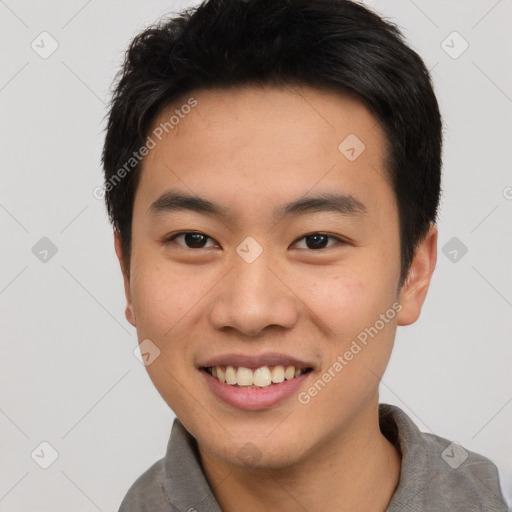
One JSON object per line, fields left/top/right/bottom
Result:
{"left": 208, "top": 365, "right": 308, "bottom": 387}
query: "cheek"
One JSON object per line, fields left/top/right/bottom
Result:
{"left": 300, "top": 267, "right": 393, "bottom": 335}
{"left": 302, "top": 267, "right": 398, "bottom": 381}
{"left": 129, "top": 261, "right": 191, "bottom": 346}
{"left": 300, "top": 274, "right": 397, "bottom": 413}
{"left": 129, "top": 262, "right": 200, "bottom": 408}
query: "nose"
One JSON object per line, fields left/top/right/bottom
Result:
{"left": 208, "top": 250, "right": 299, "bottom": 337}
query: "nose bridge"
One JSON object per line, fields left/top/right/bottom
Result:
{"left": 234, "top": 247, "right": 277, "bottom": 301}
{"left": 209, "top": 242, "right": 298, "bottom": 336}
{"left": 232, "top": 234, "right": 277, "bottom": 299}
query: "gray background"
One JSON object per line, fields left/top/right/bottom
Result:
{"left": 1, "top": 0, "right": 511, "bottom": 510}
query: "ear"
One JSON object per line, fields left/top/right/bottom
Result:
{"left": 396, "top": 223, "right": 437, "bottom": 326}
{"left": 114, "top": 230, "right": 136, "bottom": 327}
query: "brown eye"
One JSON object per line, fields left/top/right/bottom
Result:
{"left": 292, "top": 233, "right": 343, "bottom": 250}
{"left": 165, "top": 232, "right": 218, "bottom": 249}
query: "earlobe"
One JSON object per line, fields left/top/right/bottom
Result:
{"left": 114, "top": 231, "right": 136, "bottom": 327}
{"left": 396, "top": 224, "right": 438, "bottom": 326}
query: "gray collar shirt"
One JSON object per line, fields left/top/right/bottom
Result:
{"left": 118, "top": 404, "right": 510, "bottom": 512}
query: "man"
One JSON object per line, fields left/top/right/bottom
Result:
{"left": 101, "top": 0, "right": 509, "bottom": 510}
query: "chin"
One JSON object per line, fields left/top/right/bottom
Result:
{"left": 203, "top": 429, "right": 310, "bottom": 471}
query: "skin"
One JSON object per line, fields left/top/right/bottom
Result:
{"left": 114, "top": 84, "right": 437, "bottom": 512}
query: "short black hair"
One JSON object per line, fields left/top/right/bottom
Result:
{"left": 102, "top": 0, "right": 442, "bottom": 287}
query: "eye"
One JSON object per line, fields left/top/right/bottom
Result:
{"left": 292, "top": 233, "right": 345, "bottom": 250}
{"left": 164, "top": 231, "right": 218, "bottom": 249}
{"left": 163, "top": 231, "right": 346, "bottom": 250}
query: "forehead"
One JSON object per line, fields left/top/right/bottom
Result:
{"left": 135, "top": 84, "right": 393, "bottom": 220}
{"left": 154, "top": 84, "right": 385, "bottom": 155}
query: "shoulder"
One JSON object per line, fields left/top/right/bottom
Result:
{"left": 118, "top": 457, "right": 176, "bottom": 512}
{"left": 419, "top": 430, "right": 508, "bottom": 509}
{"left": 380, "top": 404, "right": 509, "bottom": 511}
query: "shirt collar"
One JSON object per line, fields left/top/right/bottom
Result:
{"left": 379, "top": 403, "right": 429, "bottom": 510}
{"left": 163, "top": 417, "right": 222, "bottom": 512}
{"left": 163, "top": 403, "right": 428, "bottom": 512}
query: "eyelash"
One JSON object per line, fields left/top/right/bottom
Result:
{"left": 162, "top": 231, "right": 346, "bottom": 250}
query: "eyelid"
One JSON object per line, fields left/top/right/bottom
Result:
{"left": 163, "top": 231, "right": 219, "bottom": 248}
{"left": 291, "top": 232, "right": 346, "bottom": 249}
{"left": 163, "top": 231, "right": 347, "bottom": 250}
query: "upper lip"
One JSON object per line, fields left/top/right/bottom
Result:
{"left": 199, "top": 352, "right": 314, "bottom": 370}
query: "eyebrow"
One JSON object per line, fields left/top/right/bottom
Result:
{"left": 148, "top": 189, "right": 367, "bottom": 221}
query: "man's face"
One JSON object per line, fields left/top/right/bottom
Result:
{"left": 116, "top": 84, "right": 428, "bottom": 469}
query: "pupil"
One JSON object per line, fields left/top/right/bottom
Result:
{"left": 306, "top": 234, "right": 327, "bottom": 249}
{"left": 186, "top": 233, "right": 206, "bottom": 248}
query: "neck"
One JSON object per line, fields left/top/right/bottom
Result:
{"left": 198, "top": 399, "right": 401, "bottom": 512}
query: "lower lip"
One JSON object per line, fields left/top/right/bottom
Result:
{"left": 200, "top": 368, "right": 312, "bottom": 411}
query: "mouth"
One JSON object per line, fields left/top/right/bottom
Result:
{"left": 201, "top": 364, "right": 313, "bottom": 388}
{"left": 198, "top": 352, "right": 316, "bottom": 410}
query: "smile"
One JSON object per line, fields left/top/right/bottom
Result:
{"left": 203, "top": 365, "right": 312, "bottom": 388}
